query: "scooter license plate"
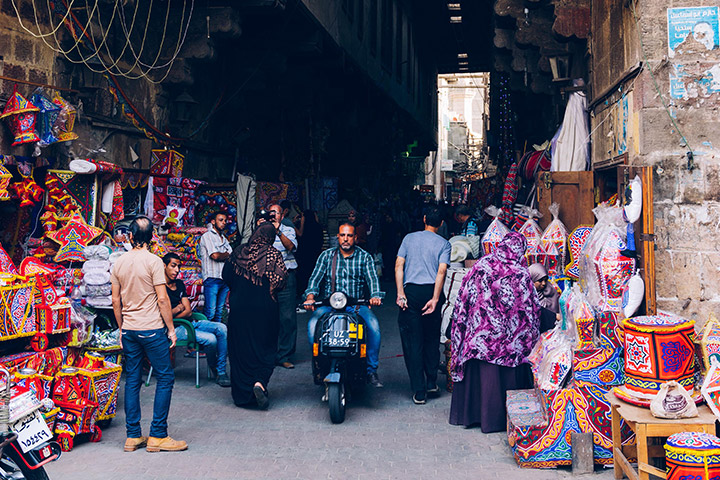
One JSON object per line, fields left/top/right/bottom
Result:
{"left": 324, "top": 330, "right": 350, "bottom": 347}
{"left": 13, "top": 412, "right": 52, "bottom": 453}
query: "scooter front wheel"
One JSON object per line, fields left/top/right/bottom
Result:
{"left": 328, "top": 382, "right": 346, "bottom": 424}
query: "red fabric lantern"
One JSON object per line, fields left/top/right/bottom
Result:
{"left": 0, "top": 85, "right": 40, "bottom": 146}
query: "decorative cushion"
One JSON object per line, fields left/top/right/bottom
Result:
{"left": 665, "top": 432, "right": 720, "bottom": 480}
{"left": 622, "top": 315, "right": 695, "bottom": 398}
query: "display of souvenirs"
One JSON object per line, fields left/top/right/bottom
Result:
{"left": 579, "top": 206, "right": 635, "bottom": 312}
{"left": 701, "top": 314, "right": 720, "bottom": 372}
{"left": 29, "top": 90, "right": 61, "bottom": 146}
{"left": 564, "top": 226, "right": 592, "bottom": 281}
{"left": 481, "top": 206, "right": 509, "bottom": 256}
{"left": 51, "top": 93, "right": 78, "bottom": 143}
{"left": 0, "top": 85, "right": 40, "bottom": 146}
{"left": 150, "top": 149, "right": 184, "bottom": 177}
{"left": 45, "top": 211, "right": 103, "bottom": 263}
{"left": 540, "top": 203, "right": 568, "bottom": 276}
{"left": 618, "top": 315, "right": 695, "bottom": 402}
{"left": 665, "top": 432, "right": 720, "bottom": 480}
{"left": 517, "top": 207, "right": 545, "bottom": 265}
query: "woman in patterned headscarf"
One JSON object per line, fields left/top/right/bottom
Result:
{"left": 222, "top": 222, "right": 287, "bottom": 409}
{"left": 449, "top": 232, "right": 540, "bottom": 432}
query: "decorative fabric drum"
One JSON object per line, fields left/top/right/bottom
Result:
{"left": 665, "top": 432, "right": 720, "bottom": 480}
{"left": 622, "top": 315, "right": 695, "bottom": 398}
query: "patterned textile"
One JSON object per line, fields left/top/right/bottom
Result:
{"left": 564, "top": 226, "right": 593, "bottom": 280}
{"left": 196, "top": 188, "right": 238, "bottom": 243}
{"left": 46, "top": 211, "right": 103, "bottom": 263}
{"left": 309, "top": 177, "right": 338, "bottom": 213}
{"left": 29, "top": 91, "right": 60, "bottom": 146}
{"left": 256, "top": 181, "right": 289, "bottom": 209}
{"left": 665, "top": 432, "right": 720, "bottom": 480}
{"left": 108, "top": 180, "right": 124, "bottom": 231}
{"left": 1, "top": 85, "right": 40, "bottom": 146}
{"left": 0, "top": 243, "right": 17, "bottom": 275}
{"left": 451, "top": 232, "right": 539, "bottom": 380}
{"left": 150, "top": 149, "right": 184, "bottom": 177}
{"left": 305, "top": 246, "right": 384, "bottom": 301}
{"left": 151, "top": 177, "right": 204, "bottom": 227}
{"left": 572, "top": 347, "right": 625, "bottom": 387}
{"left": 165, "top": 230, "right": 204, "bottom": 263}
{"left": 45, "top": 170, "right": 99, "bottom": 225}
{"left": 701, "top": 315, "right": 720, "bottom": 372}
{"left": 499, "top": 162, "right": 519, "bottom": 226}
{"left": 0, "top": 281, "right": 36, "bottom": 340}
{"left": 702, "top": 362, "right": 720, "bottom": 420}
{"left": 0, "top": 347, "right": 67, "bottom": 376}
{"left": 120, "top": 171, "right": 149, "bottom": 189}
{"left": 623, "top": 315, "right": 695, "bottom": 397}
{"left": 540, "top": 209, "right": 569, "bottom": 277}
{"left": 0, "top": 163, "right": 11, "bottom": 201}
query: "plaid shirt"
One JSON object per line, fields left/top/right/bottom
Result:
{"left": 305, "top": 247, "right": 384, "bottom": 300}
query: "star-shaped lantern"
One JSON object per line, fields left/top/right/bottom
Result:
{"left": 46, "top": 212, "right": 103, "bottom": 263}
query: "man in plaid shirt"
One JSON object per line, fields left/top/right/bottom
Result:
{"left": 303, "top": 223, "right": 385, "bottom": 388}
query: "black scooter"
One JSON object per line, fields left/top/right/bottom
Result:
{"left": 308, "top": 292, "right": 370, "bottom": 424}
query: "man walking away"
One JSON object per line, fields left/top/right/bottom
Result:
{"left": 111, "top": 216, "right": 187, "bottom": 452}
{"left": 199, "top": 212, "right": 232, "bottom": 322}
{"left": 268, "top": 204, "right": 299, "bottom": 369}
{"left": 395, "top": 206, "right": 451, "bottom": 405}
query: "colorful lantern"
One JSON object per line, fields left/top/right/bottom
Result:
{"left": 29, "top": 91, "right": 61, "bottom": 146}
{"left": 0, "top": 163, "right": 12, "bottom": 201}
{"left": 0, "top": 85, "right": 40, "bottom": 146}
{"left": 665, "top": 432, "right": 720, "bottom": 480}
{"left": 150, "top": 149, "right": 184, "bottom": 177}
{"left": 51, "top": 93, "right": 79, "bottom": 143}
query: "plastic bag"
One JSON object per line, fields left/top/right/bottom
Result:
{"left": 481, "top": 206, "right": 509, "bottom": 256}
{"left": 578, "top": 205, "right": 636, "bottom": 312}
{"left": 650, "top": 381, "right": 698, "bottom": 419}
{"left": 536, "top": 325, "right": 573, "bottom": 391}
{"left": 88, "top": 328, "right": 121, "bottom": 349}
{"left": 517, "top": 206, "right": 544, "bottom": 265}
{"left": 68, "top": 301, "right": 96, "bottom": 347}
{"left": 540, "top": 203, "right": 569, "bottom": 276}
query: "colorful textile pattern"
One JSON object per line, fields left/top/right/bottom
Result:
{"left": 564, "top": 226, "right": 592, "bottom": 280}
{"left": 108, "top": 180, "right": 124, "bottom": 231}
{"left": 508, "top": 384, "right": 614, "bottom": 468}
{"left": 256, "top": 181, "right": 289, "bottom": 209}
{"left": 665, "top": 432, "right": 720, "bottom": 480}
{"left": 0, "top": 282, "right": 36, "bottom": 340}
{"left": 165, "top": 230, "right": 205, "bottom": 264}
{"left": 196, "top": 188, "right": 238, "bottom": 242}
{"left": 150, "top": 149, "right": 184, "bottom": 177}
{"left": 622, "top": 315, "right": 695, "bottom": 397}
{"left": 451, "top": 233, "right": 540, "bottom": 379}
{"left": 499, "top": 162, "right": 519, "bottom": 226}
{"left": 151, "top": 177, "right": 204, "bottom": 227}
{"left": 45, "top": 170, "right": 99, "bottom": 225}
{"left": 0, "top": 347, "right": 66, "bottom": 376}
{"left": 701, "top": 315, "right": 720, "bottom": 372}
{"left": 1, "top": 86, "right": 40, "bottom": 146}
{"left": 481, "top": 218, "right": 510, "bottom": 256}
{"left": 29, "top": 91, "right": 60, "bottom": 145}
{"left": 46, "top": 212, "right": 103, "bottom": 263}
{"left": 518, "top": 218, "right": 545, "bottom": 265}
{"left": 595, "top": 230, "right": 635, "bottom": 312}
{"left": 702, "top": 362, "right": 720, "bottom": 420}
{"left": 0, "top": 163, "right": 11, "bottom": 201}
{"left": 9, "top": 172, "right": 44, "bottom": 207}
{"left": 573, "top": 347, "right": 625, "bottom": 388}
{"left": 598, "top": 311, "right": 623, "bottom": 349}
{"left": 541, "top": 217, "right": 568, "bottom": 277}
{"left": 0, "top": 243, "right": 17, "bottom": 275}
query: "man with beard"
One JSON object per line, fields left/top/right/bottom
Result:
{"left": 303, "top": 223, "right": 385, "bottom": 387}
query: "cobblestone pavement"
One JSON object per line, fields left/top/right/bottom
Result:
{"left": 47, "top": 283, "right": 615, "bottom": 480}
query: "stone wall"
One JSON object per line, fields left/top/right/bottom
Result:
{"left": 592, "top": 0, "right": 720, "bottom": 326}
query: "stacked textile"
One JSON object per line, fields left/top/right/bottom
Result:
{"left": 164, "top": 227, "right": 206, "bottom": 264}
{"left": 82, "top": 246, "right": 112, "bottom": 308}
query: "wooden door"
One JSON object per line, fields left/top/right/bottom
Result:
{"left": 624, "top": 166, "right": 657, "bottom": 315}
{"left": 536, "top": 171, "right": 596, "bottom": 233}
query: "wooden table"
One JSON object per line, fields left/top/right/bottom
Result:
{"left": 606, "top": 391, "right": 717, "bottom": 480}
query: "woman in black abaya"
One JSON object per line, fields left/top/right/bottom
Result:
{"left": 222, "top": 222, "right": 287, "bottom": 409}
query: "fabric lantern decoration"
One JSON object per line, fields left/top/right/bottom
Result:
{"left": 481, "top": 206, "right": 509, "bottom": 256}
{"left": 46, "top": 211, "right": 103, "bottom": 263}
{"left": 665, "top": 432, "right": 720, "bottom": 480}
{"left": 516, "top": 206, "right": 544, "bottom": 265}
{"left": 150, "top": 149, "right": 184, "bottom": 177}
{"left": 9, "top": 172, "right": 44, "bottom": 207}
{"left": 29, "top": 90, "right": 61, "bottom": 146}
{"left": 0, "top": 85, "right": 40, "bottom": 146}
{"left": 51, "top": 93, "right": 79, "bottom": 143}
{"left": 540, "top": 203, "right": 569, "bottom": 276}
{"left": 0, "top": 164, "right": 12, "bottom": 201}
{"left": 564, "top": 226, "right": 593, "bottom": 281}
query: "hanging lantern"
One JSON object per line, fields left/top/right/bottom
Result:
{"left": 0, "top": 85, "right": 40, "bottom": 146}
{"left": 29, "top": 90, "right": 61, "bottom": 146}
{"left": 0, "top": 163, "right": 12, "bottom": 201}
{"left": 51, "top": 93, "right": 79, "bottom": 143}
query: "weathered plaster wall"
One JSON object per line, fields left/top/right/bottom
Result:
{"left": 593, "top": 0, "right": 720, "bottom": 326}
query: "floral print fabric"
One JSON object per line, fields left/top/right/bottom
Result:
{"left": 450, "top": 232, "right": 540, "bottom": 381}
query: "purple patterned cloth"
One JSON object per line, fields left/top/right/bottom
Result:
{"left": 450, "top": 232, "right": 540, "bottom": 381}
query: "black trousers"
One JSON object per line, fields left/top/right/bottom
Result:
{"left": 276, "top": 269, "right": 297, "bottom": 363}
{"left": 398, "top": 283, "right": 444, "bottom": 394}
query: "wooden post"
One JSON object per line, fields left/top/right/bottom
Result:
{"left": 571, "top": 431, "right": 594, "bottom": 474}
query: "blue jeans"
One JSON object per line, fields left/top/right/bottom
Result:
{"left": 203, "top": 278, "right": 229, "bottom": 322}
{"left": 122, "top": 328, "right": 174, "bottom": 439}
{"left": 176, "top": 318, "right": 228, "bottom": 375}
{"left": 307, "top": 306, "right": 381, "bottom": 374}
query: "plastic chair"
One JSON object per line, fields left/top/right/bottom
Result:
{"left": 146, "top": 318, "right": 201, "bottom": 388}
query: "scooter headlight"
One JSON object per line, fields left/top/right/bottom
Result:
{"left": 329, "top": 292, "right": 348, "bottom": 310}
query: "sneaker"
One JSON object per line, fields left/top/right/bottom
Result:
{"left": 124, "top": 436, "right": 147, "bottom": 452}
{"left": 367, "top": 372, "right": 383, "bottom": 388}
{"left": 413, "top": 392, "right": 427, "bottom": 405}
{"left": 146, "top": 436, "right": 188, "bottom": 452}
{"left": 427, "top": 384, "right": 441, "bottom": 396}
{"left": 253, "top": 384, "right": 269, "bottom": 410}
{"left": 216, "top": 374, "right": 231, "bottom": 387}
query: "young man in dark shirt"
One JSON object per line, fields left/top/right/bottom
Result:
{"left": 163, "top": 254, "right": 230, "bottom": 387}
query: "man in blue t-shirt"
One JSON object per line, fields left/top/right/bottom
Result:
{"left": 395, "top": 205, "right": 451, "bottom": 405}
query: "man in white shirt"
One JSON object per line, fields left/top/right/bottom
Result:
{"left": 198, "top": 212, "right": 232, "bottom": 323}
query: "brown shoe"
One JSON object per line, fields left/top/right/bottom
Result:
{"left": 146, "top": 436, "right": 188, "bottom": 452}
{"left": 280, "top": 361, "right": 294, "bottom": 369}
{"left": 124, "top": 436, "right": 147, "bottom": 452}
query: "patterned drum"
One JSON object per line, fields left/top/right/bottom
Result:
{"left": 665, "top": 432, "right": 720, "bottom": 480}
{"left": 622, "top": 315, "right": 695, "bottom": 397}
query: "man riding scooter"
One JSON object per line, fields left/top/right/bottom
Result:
{"left": 303, "top": 222, "right": 384, "bottom": 388}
